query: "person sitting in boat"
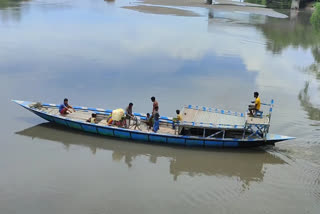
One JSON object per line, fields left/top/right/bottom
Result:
{"left": 248, "top": 92, "right": 261, "bottom": 116}
{"left": 145, "top": 113, "right": 151, "bottom": 130}
{"left": 59, "top": 98, "right": 75, "bottom": 115}
{"left": 86, "top": 113, "right": 97, "bottom": 124}
{"left": 107, "top": 113, "right": 113, "bottom": 126}
{"left": 172, "top": 109, "right": 183, "bottom": 129}
{"left": 153, "top": 111, "right": 160, "bottom": 133}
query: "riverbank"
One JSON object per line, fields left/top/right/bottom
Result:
{"left": 122, "top": 0, "right": 288, "bottom": 18}
{"left": 122, "top": 5, "right": 200, "bottom": 16}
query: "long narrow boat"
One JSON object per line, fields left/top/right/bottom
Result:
{"left": 13, "top": 100, "right": 295, "bottom": 148}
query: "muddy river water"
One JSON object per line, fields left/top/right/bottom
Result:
{"left": 0, "top": 0, "right": 319, "bottom": 213}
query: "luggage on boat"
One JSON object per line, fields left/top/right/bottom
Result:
{"left": 112, "top": 108, "right": 125, "bottom": 121}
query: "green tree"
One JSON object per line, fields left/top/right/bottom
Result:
{"left": 311, "top": 2, "right": 320, "bottom": 30}
{"left": 245, "top": 0, "right": 292, "bottom": 8}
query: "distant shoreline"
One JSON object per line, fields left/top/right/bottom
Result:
{"left": 122, "top": 0, "right": 288, "bottom": 18}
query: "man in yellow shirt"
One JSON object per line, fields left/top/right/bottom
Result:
{"left": 248, "top": 92, "right": 261, "bottom": 116}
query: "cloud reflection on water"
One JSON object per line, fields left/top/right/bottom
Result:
{"left": 16, "top": 122, "right": 286, "bottom": 189}
{"left": 0, "top": 0, "right": 319, "bottom": 141}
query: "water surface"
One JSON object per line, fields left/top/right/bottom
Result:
{"left": 0, "top": 1, "right": 319, "bottom": 213}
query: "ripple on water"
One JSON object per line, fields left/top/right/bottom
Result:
{"left": 264, "top": 153, "right": 320, "bottom": 201}
{"left": 179, "top": 176, "right": 245, "bottom": 209}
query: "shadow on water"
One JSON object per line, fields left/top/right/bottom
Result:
{"left": 256, "top": 10, "right": 320, "bottom": 58}
{"left": 298, "top": 82, "right": 320, "bottom": 122}
{"left": 16, "top": 122, "right": 286, "bottom": 188}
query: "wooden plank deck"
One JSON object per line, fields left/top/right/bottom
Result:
{"left": 182, "top": 108, "right": 246, "bottom": 126}
{"left": 39, "top": 106, "right": 177, "bottom": 135}
{"left": 38, "top": 106, "right": 268, "bottom": 136}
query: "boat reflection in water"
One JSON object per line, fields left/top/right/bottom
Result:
{"left": 16, "top": 122, "right": 286, "bottom": 188}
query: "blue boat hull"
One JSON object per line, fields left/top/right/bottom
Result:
{"left": 14, "top": 100, "right": 294, "bottom": 148}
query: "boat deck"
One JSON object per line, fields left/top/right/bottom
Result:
{"left": 37, "top": 106, "right": 176, "bottom": 135}
{"left": 180, "top": 105, "right": 269, "bottom": 129}
{"left": 36, "top": 103, "right": 270, "bottom": 137}
{"left": 31, "top": 101, "right": 271, "bottom": 139}
{"left": 182, "top": 108, "right": 246, "bottom": 126}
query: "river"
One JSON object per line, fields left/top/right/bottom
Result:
{"left": 0, "top": 0, "right": 319, "bottom": 213}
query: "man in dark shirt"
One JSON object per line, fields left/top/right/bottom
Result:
{"left": 126, "top": 103, "right": 134, "bottom": 119}
{"left": 125, "top": 103, "right": 134, "bottom": 128}
{"left": 59, "top": 98, "right": 75, "bottom": 114}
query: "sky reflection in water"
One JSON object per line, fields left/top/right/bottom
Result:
{"left": 1, "top": 1, "right": 320, "bottom": 214}
{"left": 0, "top": 0, "right": 319, "bottom": 143}
{"left": 0, "top": 1, "right": 319, "bottom": 141}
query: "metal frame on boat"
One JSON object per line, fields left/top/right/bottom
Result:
{"left": 175, "top": 100, "right": 274, "bottom": 141}
{"left": 12, "top": 100, "right": 295, "bottom": 148}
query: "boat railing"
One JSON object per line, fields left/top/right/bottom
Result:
{"left": 260, "top": 102, "right": 272, "bottom": 106}
{"left": 184, "top": 104, "right": 246, "bottom": 118}
{"left": 178, "top": 121, "right": 245, "bottom": 129}
{"left": 243, "top": 99, "right": 274, "bottom": 141}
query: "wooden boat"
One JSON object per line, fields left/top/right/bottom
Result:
{"left": 13, "top": 100, "right": 295, "bottom": 148}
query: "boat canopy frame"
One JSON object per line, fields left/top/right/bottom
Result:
{"left": 176, "top": 100, "right": 274, "bottom": 141}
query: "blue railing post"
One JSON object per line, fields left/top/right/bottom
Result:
{"left": 267, "top": 99, "right": 274, "bottom": 134}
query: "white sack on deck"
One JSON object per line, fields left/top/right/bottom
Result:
{"left": 112, "top": 108, "right": 125, "bottom": 121}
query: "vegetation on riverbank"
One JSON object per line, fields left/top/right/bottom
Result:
{"left": 245, "top": 0, "right": 292, "bottom": 9}
{"left": 311, "top": 2, "right": 320, "bottom": 30}
{"left": 0, "top": 0, "right": 30, "bottom": 9}
{"left": 245, "top": 0, "right": 320, "bottom": 9}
